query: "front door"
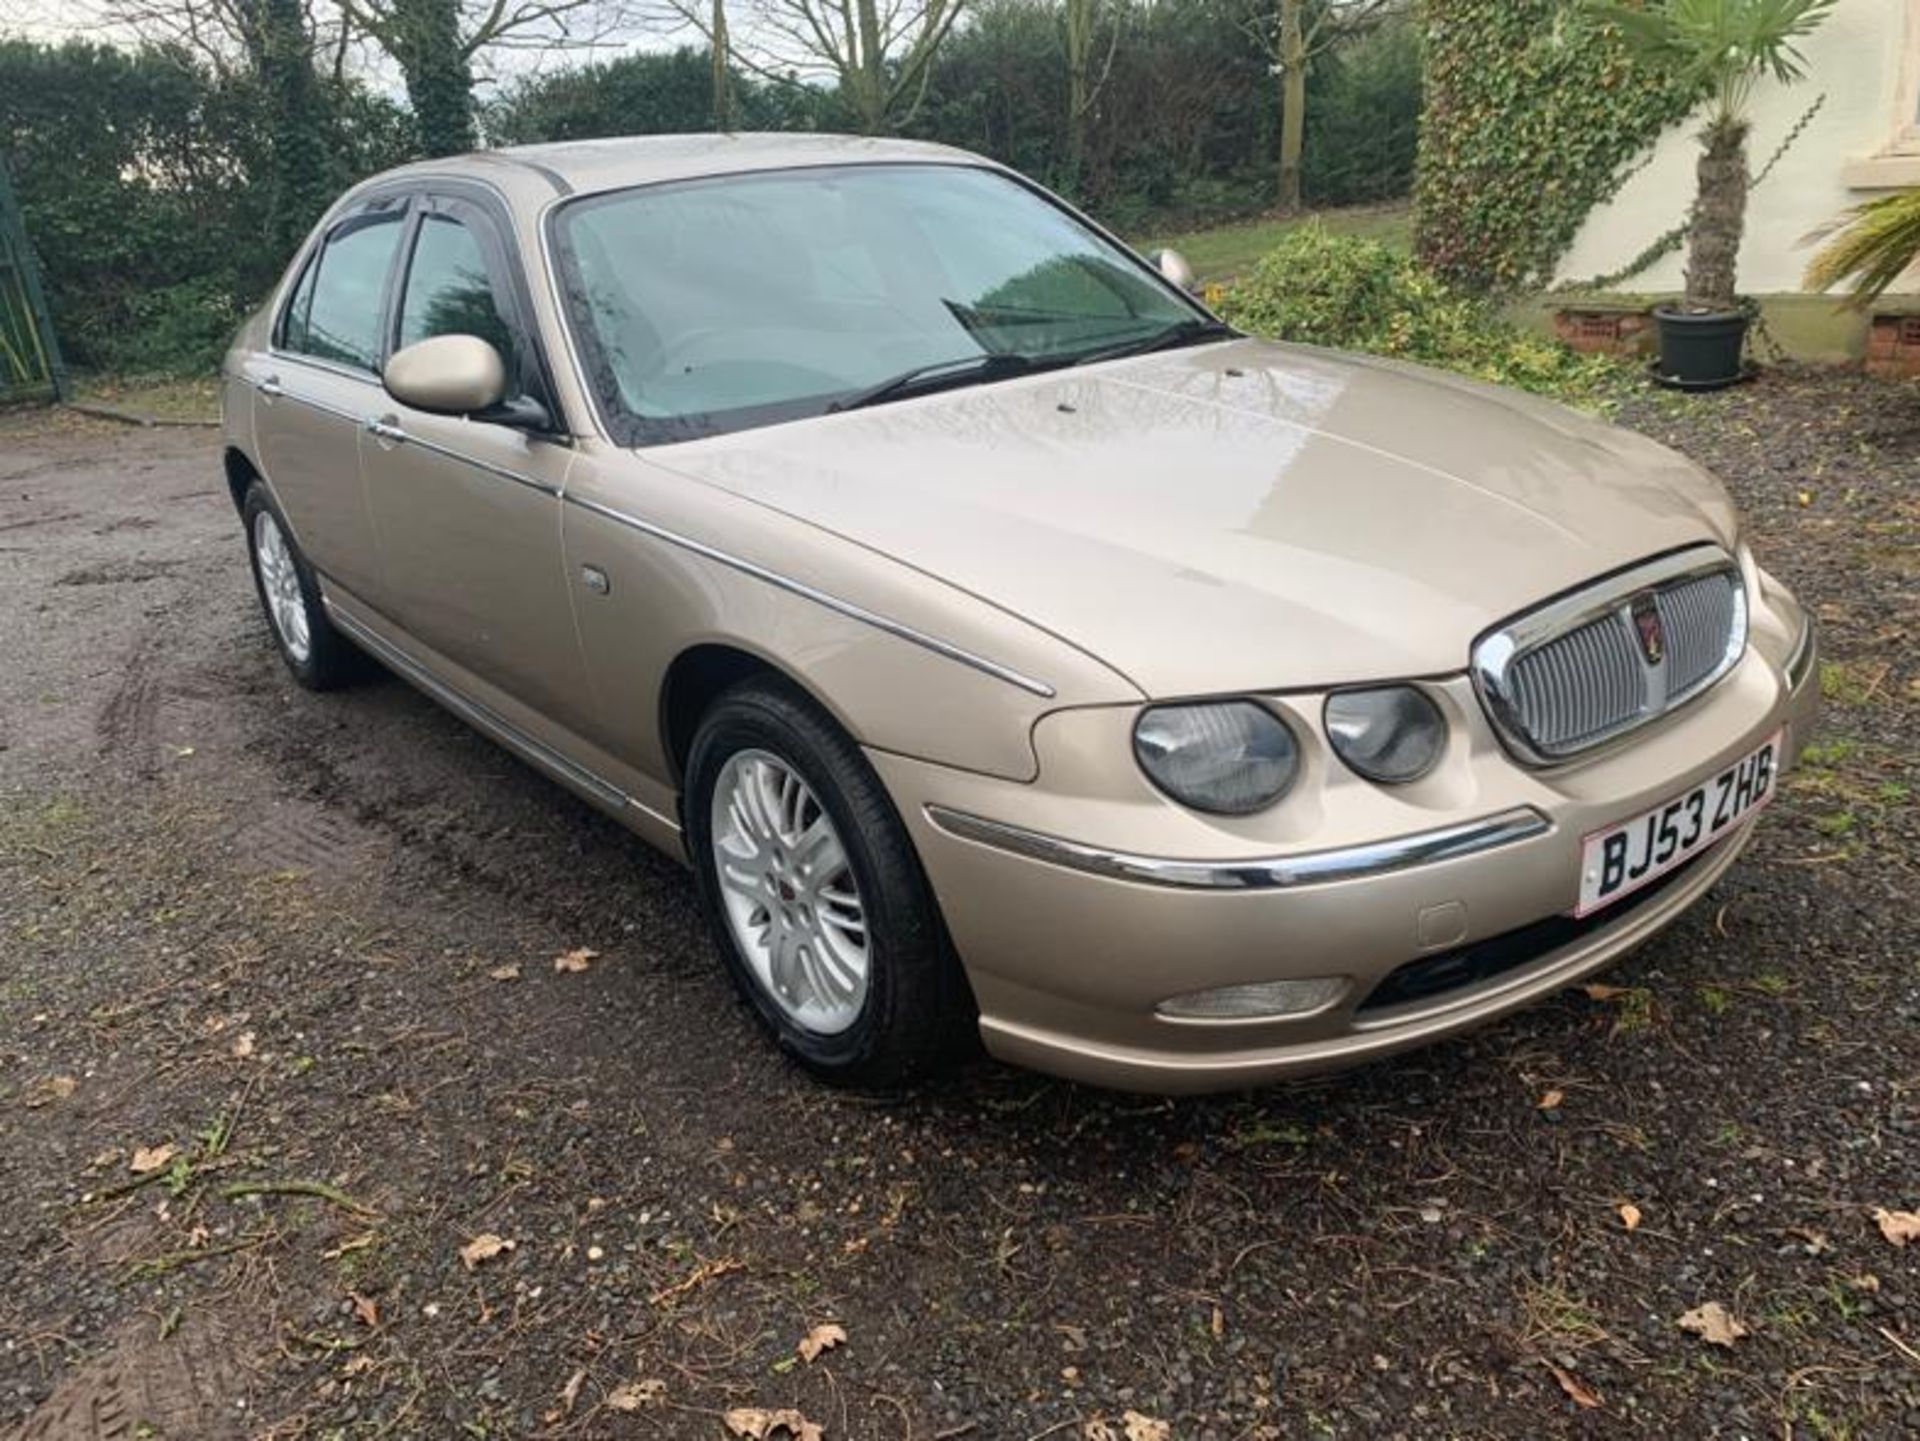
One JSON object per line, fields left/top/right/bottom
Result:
{"left": 359, "top": 192, "right": 592, "bottom": 736}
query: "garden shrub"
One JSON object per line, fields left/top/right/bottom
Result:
{"left": 1214, "top": 224, "right": 1626, "bottom": 406}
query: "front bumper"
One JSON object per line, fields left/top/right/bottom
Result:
{"left": 871, "top": 577, "right": 1819, "bottom": 1094}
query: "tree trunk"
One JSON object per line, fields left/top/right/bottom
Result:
{"left": 391, "top": 0, "right": 475, "bottom": 157}
{"left": 1684, "top": 117, "right": 1748, "bottom": 312}
{"left": 710, "top": 0, "right": 734, "bottom": 130}
{"left": 1065, "top": 0, "right": 1092, "bottom": 191}
{"left": 1277, "top": 0, "right": 1306, "bottom": 215}
{"left": 259, "top": 0, "right": 333, "bottom": 256}
{"left": 847, "top": 0, "right": 887, "bottom": 132}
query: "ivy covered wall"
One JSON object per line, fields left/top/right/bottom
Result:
{"left": 1412, "top": 0, "right": 1696, "bottom": 293}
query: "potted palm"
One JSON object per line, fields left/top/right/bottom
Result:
{"left": 1602, "top": 0, "right": 1837, "bottom": 389}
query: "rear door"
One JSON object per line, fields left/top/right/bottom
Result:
{"left": 359, "top": 189, "right": 592, "bottom": 734}
{"left": 256, "top": 199, "right": 408, "bottom": 604}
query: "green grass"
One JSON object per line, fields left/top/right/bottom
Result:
{"left": 1138, "top": 203, "right": 1413, "bottom": 285}
{"left": 69, "top": 374, "right": 220, "bottom": 424}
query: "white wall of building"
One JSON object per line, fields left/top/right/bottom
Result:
{"left": 1553, "top": 0, "right": 1917, "bottom": 296}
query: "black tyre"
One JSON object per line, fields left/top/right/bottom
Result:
{"left": 685, "top": 674, "right": 976, "bottom": 1085}
{"left": 241, "top": 482, "right": 362, "bottom": 691}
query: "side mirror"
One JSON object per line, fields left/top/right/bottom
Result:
{"left": 384, "top": 334, "right": 507, "bottom": 416}
{"left": 1151, "top": 248, "right": 1198, "bottom": 294}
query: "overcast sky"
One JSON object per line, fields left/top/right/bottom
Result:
{"left": 0, "top": 0, "right": 679, "bottom": 92}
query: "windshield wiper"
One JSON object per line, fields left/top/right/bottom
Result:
{"left": 1070, "top": 317, "right": 1238, "bottom": 368}
{"left": 827, "top": 351, "right": 1066, "bottom": 414}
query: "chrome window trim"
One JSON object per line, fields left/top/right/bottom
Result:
{"left": 565, "top": 494, "right": 1058, "bottom": 698}
{"left": 253, "top": 364, "right": 562, "bottom": 499}
{"left": 263, "top": 350, "right": 385, "bottom": 390}
{"left": 1472, "top": 545, "right": 1747, "bottom": 767}
{"left": 363, "top": 419, "right": 564, "bottom": 498}
{"left": 923, "top": 803, "right": 1551, "bottom": 891}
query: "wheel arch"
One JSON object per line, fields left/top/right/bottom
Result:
{"left": 659, "top": 641, "right": 858, "bottom": 789}
{"left": 224, "top": 445, "right": 262, "bottom": 514}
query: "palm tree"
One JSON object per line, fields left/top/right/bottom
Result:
{"left": 1600, "top": 0, "right": 1837, "bottom": 313}
{"left": 1804, "top": 189, "right": 1920, "bottom": 306}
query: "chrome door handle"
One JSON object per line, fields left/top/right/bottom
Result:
{"left": 364, "top": 418, "right": 407, "bottom": 444}
{"left": 257, "top": 376, "right": 284, "bottom": 399}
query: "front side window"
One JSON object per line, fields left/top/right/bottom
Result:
{"left": 551, "top": 164, "right": 1208, "bottom": 444}
{"left": 290, "top": 213, "right": 405, "bottom": 372}
{"left": 397, "top": 212, "right": 519, "bottom": 379}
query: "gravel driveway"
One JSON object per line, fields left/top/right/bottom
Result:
{"left": 2, "top": 368, "right": 1916, "bottom": 1440}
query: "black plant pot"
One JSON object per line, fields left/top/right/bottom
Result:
{"left": 1650, "top": 305, "right": 1752, "bottom": 390}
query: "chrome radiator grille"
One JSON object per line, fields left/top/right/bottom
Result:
{"left": 1473, "top": 549, "right": 1748, "bottom": 763}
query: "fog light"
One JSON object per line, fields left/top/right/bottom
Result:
{"left": 1156, "top": 977, "right": 1346, "bottom": 1021}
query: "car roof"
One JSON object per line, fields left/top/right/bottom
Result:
{"left": 367, "top": 133, "right": 988, "bottom": 204}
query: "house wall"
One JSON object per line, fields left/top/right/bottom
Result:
{"left": 1552, "top": 0, "right": 1917, "bottom": 314}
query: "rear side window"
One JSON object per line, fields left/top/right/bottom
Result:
{"left": 397, "top": 213, "right": 518, "bottom": 380}
{"left": 288, "top": 214, "right": 405, "bottom": 372}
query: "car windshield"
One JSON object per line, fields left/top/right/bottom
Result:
{"left": 550, "top": 163, "right": 1210, "bottom": 444}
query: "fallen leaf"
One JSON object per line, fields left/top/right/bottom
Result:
{"left": 1873, "top": 1207, "right": 1920, "bottom": 1247}
{"left": 130, "top": 1144, "right": 179, "bottom": 1175}
{"left": 552, "top": 947, "right": 599, "bottom": 973}
{"left": 1123, "top": 1411, "right": 1172, "bottom": 1441}
{"left": 557, "top": 1367, "right": 586, "bottom": 1417}
{"left": 488, "top": 964, "right": 521, "bottom": 982}
{"left": 459, "top": 1233, "right": 516, "bottom": 1269}
{"left": 230, "top": 1031, "right": 256, "bottom": 1059}
{"left": 350, "top": 1292, "right": 379, "bottom": 1328}
{"left": 724, "top": 1406, "right": 824, "bottom": 1440}
{"left": 796, "top": 1321, "right": 846, "bottom": 1363}
{"left": 1580, "top": 982, "right": 1630, "bottom": 1002}
{"left": 1618, "top": 1202, "right": 1642, "bottom": 1232}
{"left": 1677, "top": 1301, "right": 1748, "bottom": 1347}
{"left": 1085, "top": 1421, "right": 1117, "bottom": 1441}
{"left": 1542, "top": 1358, "right": 1601, "bottom": 1409}
{"left": 606, "top": 1379, "right": 666, "bottom": 1411}
{"left": 26, "top": 1074, "right": 78, "bottom": 1109}
{"left": 1537, "top": 1089, "right": 1564, "bottom": 1111}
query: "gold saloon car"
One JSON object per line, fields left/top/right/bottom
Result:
{"left": 222, "top": 135, "right": 1820, "bottom": 1093}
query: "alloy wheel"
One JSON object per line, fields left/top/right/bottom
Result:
{"left": 709, "top": 748, "right": 870, "bottom": 1035}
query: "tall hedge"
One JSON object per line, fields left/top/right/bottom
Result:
{"left": 0, "top": 40, "right": 410, "bottom": 371}
{"left": 1412, "top": 0, "right": 1694, "bottom": 292}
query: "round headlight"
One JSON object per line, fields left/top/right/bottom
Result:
{"left": 1134, "top": 701, "right": 1299, "bottom": 815}
{"left": 1325, "top": 686, "right": 1447, "bottom": 784}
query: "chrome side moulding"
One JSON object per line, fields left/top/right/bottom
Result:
{"left": 565, "top": 493, "right": 1059, "bottom": 699}
{"left": 924, "top": 804, "right": 1552, "bottom": 891}
{"left": 1472, "top": 545, "right": 1747, "bottom": 767}
{"left": 359, "top": 419, "right": 564, "bottom": 498}
{"left": 326, "top": 600, "right": 679, "bottom": 834}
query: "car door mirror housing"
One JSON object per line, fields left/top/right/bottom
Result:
{"left": 1150, "top": 248, "right": 1198, "bottom": 294}
{"left": 384, "top": 334, "right": 508, "bottom": 415}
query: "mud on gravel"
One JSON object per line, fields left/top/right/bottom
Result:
{"left": 2, "top": 367, "right": 1917, "bottom": 1440}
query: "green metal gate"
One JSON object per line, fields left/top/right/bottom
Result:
{"left": 0, "top": 155, "right": 65, "bottom": 403}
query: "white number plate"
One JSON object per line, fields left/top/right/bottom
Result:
{"left": 1575, "top": 731, "right": 1781, "bottom": 918}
